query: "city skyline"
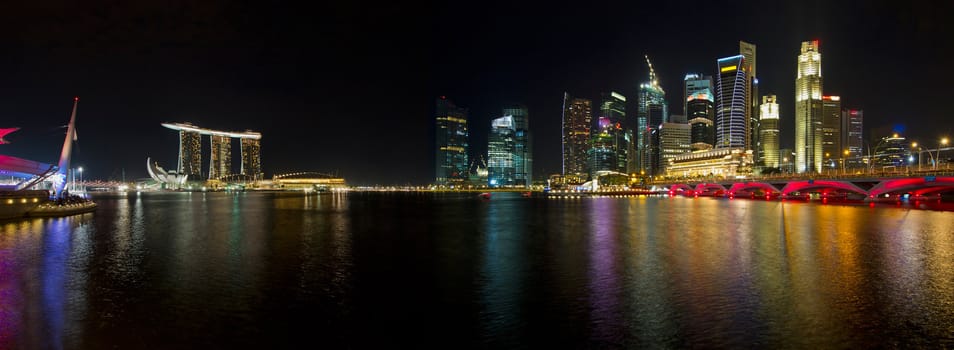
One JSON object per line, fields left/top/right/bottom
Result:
{"left": 1, "top": 1, "right": 952, "bottom": 185}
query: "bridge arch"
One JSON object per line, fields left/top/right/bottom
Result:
{"left": 867, "top": 177, "right": 954, "bottom": 199}
{"left": 693, "top": 183, "right": 727, "bottom": 196}
{"left": 668, "top": 184, "right": 694, "bottom": 195}
{"left": 727, "top": 182, "right": 780, "bottom": 196}
{"left": 780, "top": 180, "right": 869, "bottom": 197}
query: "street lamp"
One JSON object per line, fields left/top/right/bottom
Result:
{"left": 842, "top": 149, "right": 849, "bottom": 175}
{"left": 941, "top": 137, "right": 949, "bottom": 170}
{"left": 912, "top": 142, "right": 923, "bottom": 172}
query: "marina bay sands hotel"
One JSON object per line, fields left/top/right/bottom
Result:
{"left": 161, "top": 122, "right": 262, "bottom": 181}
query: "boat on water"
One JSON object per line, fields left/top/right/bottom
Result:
{"left": 0, "top": 190, "right": 50, "bottom": 220}
{"left": 27, "top": 199, "right": 97, "bottom": 217}
{"left": 479, "top": 192, "right": 491, "bottom": 199}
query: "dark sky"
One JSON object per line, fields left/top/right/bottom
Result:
{"left": 1, "top": 0, "right": 952, "bottom": 185}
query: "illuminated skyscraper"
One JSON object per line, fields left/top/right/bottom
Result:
{"left": 795, "top": 40, "right": 824, "bottom": 173}
{"left": 488, "top": 116, "right": 515, "bottom": 187}
{"left": 600, "top": 92, "right": 628, "bottom": 173}
{"left": 178, "top": 130, "right": 202, "bottom": 179}
{"left": 715, "top": 55, "right": 747, "bottom": 149}
{"left": 210, "top": 134, "right": 231, "bottom": 179}
{"left": 241, "top": 138, "right": 262, "bottom": 180}
{"left": 658, "top": 122, "right": 691, "bottom": 174}
{"left": 562, "top": 93, "right": 592, "bottom": 178}
{"left": 587, "top": 121, "right": 617, "bottom": 179}
{"left": 759, "top": 95, "right": 780, "bottom": 169}
{"left": 740, "top": 41, "right": 759, "bottom": 159}
{"left": 503, "top": 105, "right": 532, "bottom": 187}
{"left": 686, "top": 75, "right": 715, "bottom": 151}
{"left": 842, "top": 108, "right": 864, "bottom": 167}
{"left": 821, "top": 95, "right": 842, "bottom": 169}
{"left": 435, "top": 97, "right": 469, "bottom": 185}
{"left": 638, "top": 56, "right": 667, "bottom": 175}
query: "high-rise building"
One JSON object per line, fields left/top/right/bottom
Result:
{"left": 686, "top": 79, "right": 715, "bottom": 151}
{"left": 684, "top": 74, "right": 712, "bottom": 115}
{"left": 638, "top": 56, "right": 668, "bottom": 175}
{"left": 240, "top": 138, "right": 262, "bottom": 180}
{"left": 759, "top": 95, "right": 780, "bottom": 169}
{"left": 587, "top": 119, "right": 617, "bottom": 179}
{"left": 658, "top": 122, "right": 691, "bottom": 174}
{"left": 562, "top": 93, "right": 592, "bottom": 178}
{"left": 795, "top": 40, "right": 824, "bottom": 173}
{"left": 488, "top": 116, "right": 515, "bottom": 187}
{"left": 740, "top": 41, "right": 759, "bottom": 160}
{"left": 178, "top": 130, "right": 202, "bottom": 179}
{"left": 600, "top": 92, "right": 628, "bottom": 173}
{"left": 210, "top": 134, "right": 231, "bottom": 179}
{"left": 715, "top": 55, "right": 748, "bottom": 149}
{"left": 434, "top": 97, "right": 469, "bottom": 185}
{"left": 503, "top": 105, "right": 532, "bottom": 187}
{"left": 821, "top": 95, "right": 842, "bottom": 169}
{"left": 842, "top": 108, "right": 864, "bottom": 168}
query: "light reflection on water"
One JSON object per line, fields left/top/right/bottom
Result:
{"left": 1, "top": 192, "right": 953, "bottom": 348}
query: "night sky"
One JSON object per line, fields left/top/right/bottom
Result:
{"left": 2, "top": 1, "right": 952, "bottom": 185}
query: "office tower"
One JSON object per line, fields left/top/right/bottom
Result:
{"left": 178, "top": 130, "right": 202, "bottom": 179}
{"left": 599, "top": 92, "right": 628, "bottom": 173}
{"left": 669, "top": 114, "right": 687, "bottom": 124}
{"left": 562, "top": 93, "right": 592, "bottom": 178}
{"left": 488, "top": 116, "right": 515, "bottom": 187}
{"left": 587, "top": 118, "right": 617, "bottom": 179}
{"left": 658, "top": 122, "right": 691, "bottom": 174}
{"left": 795, "top": 40, "right": 824, "bottom": 173}
{"left": 842, "top": 108, "right": 864, "bottom": 168}
{"left": 684, "top": 74, "right": 712, "bottom": 115}
{"left": 240, "top": 138, "right": 262, "bottom": 180}
{"left": 638, "top": 56, "right": 668, "bottom": 175}
{"left": 209, "top": 134, "right": 231, "bottom": 179}
{"left": 821, "top": 95, "right": 842, "bottom": 169}
{"left": 434, "top": 97, "right": 470, "bottom": 185}
{"left": 715, "top": 55, "right": 747, "bottom": 149}
{"left": 759, "top": 95, "right": 780, "bottom": 168}
{"left": 740, "top": 41, "right": 759, "bottom": 159}
{"left": 503, "top": 105, "right": 532, "bottom": 187}
{"left": 687, "top": 81, "right": 715, "bottom": 151}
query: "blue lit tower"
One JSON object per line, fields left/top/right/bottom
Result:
{"left": 715, "top": 55, "right": 748, "bottom": 148}
{"left": 502, "top": 105, "right": 532, "bottom": 187}
{"left": 488, "top": 116, "right": 516, "bottom": 187}
{"left": 434, "top": 96, "right": 469, "bottom": 185}
{"left": 637, "top": 55, "right": 667, "bottom": 175}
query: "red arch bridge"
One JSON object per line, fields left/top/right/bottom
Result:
{"left": 660, "top": 176, "right": 954, "bottom": 202}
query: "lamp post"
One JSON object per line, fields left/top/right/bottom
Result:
{"left": 912, "top": 142, "right": 922, "bottom": 172}
{"left": 842, "top": 149, "right": 849, "bottom": 175}
{"left": 941, "top": 137, "right": 949, "bottom": 170}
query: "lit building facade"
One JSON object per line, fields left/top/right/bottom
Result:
{"left": 842, "top": 108, "right": 864, "bottom": 168}
{"left": 587, "top": 124, "right": 617, "bottom": 179}
{"left": 795, "top": 40, "right": 824, "bottom": 173}
{"left": 658, "top": 122, "right": 691, "bottom": 174}
{"left": 686, "top": 82, "right": 715, "bottom": 151}
{"left": 666, "top": 148, "right": 754, "bottom": 178}
{"left": 600, "top": 92, "right": 628, "bottom": 174}
{"left": 562, "top": 93, "right": 592, "bottom": 178}
{"left": 638, "top": 56, "right": 667, "bottom": 175}
{"left": 240, "top": 138, "right": 262, "bottom": 180}
{"left": 488, "top": 116, "right": 516, "bottom": 187}
{"left": 435, "top": 97, "right": 469, "bottom": 185}
{"left": 759, "top": 95, "right": 780, "bottom": 169}
{"left": 821, "top": 95, "right": 842, "bottom": 169}
{"left": 178, "top": 130, "right": 202, "bottom": 179}
{"left": 715, "top": 55, "right": 748, "bottom": 149}
{"left": 210, "top": 135, "right": 231, "bottom": 179}
{"left": 740, "top": 41, "right": 759, "bottom": 161}
{"left": 503, "top": 105, "right": 532, "bottom": 187}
